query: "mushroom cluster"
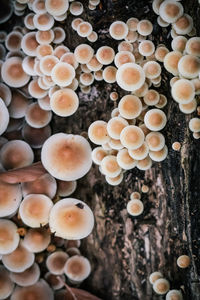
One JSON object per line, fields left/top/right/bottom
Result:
{"left": 153, "top": 0, "right": 200, "bottom": 139}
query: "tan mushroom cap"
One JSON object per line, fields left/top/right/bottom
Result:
{"left": 57, "top": 180, "right": 77, "bottom": 197}
{"left": 149, "top": 145, "right": 168, "bottom": 162}
{"left": 110, "top": 91, "right": 118, "bottom": 101}
{"left": 71, "top": 17, "right": 83, "bottom": 31}
{"left": 94, "top": 69, "right": 103, "bottom": 81}
{"left": 45, "top": 0, "right": 69, "bottom": 16}
{"left": 53, "top": 27, "right": 66, "bottom": 44}
{"left": 91, "top": 147, "right": 107, "bottom": 165}
{"left": 153, "top": 278, "right": 170, "bottom": 295}
{"left": 120, "top": 125, "right": 145, "bottom": 150}
{"left": 0, "top": 181, "right": 22, "bottom": 217}
{"left": 80, "top": 72, "right": 94, "bottom": 86}
{"left": 32, "top": 0, "right": 47, "bottom": 14}
{"left": 127, "top": 199, "right": 144, "bottom": 216}
{"left": 23, "top": 228, "right": 51, "bottom": 253}
{"left": 164, "top": 51, "right": 182, "bottom": 76}
{"left": 149, "top": 271, "right": 163, "bottom": 285}
{"left": 136, "top": 155, "right": 152, "bottom": 170}
{"left": 114, "top": 51, "right": 135, "bottom": 68}
{"left": 45, "top": 272, "right": 65, "bottom": 290}
{"left": 118, "top": 41, "right": 133, "bottom": 52}
{"left": 126, "top": 17, "right": 138, "bottom": 31}
{"left": 19, "top": 194, "right": 53, "bottom": 228}
{"left": 171, "top": 36, "right": 187, "bottom": 53}
{"left": 189, "top": 118, "right": 200, "bottom": 133}
{"left": 46, "top": 251, "right": 68, "bottom": 275}
{"left": 130, "top": 191, "right": 141, "bottom": 200}
{"left": 96, "top": 46, "right": 115, "bottom": 65}
{"left": 36, "top": 44, "right": 53, "bottom": 59}
{"left": 155, "top": 46, "right": 169, "bottom": 62}
{"left": 144, "top": 109, "right": 167, "bottom": 131}
{"left": 109, "top": 21, "right": 128, "bottom": 40}
{"left": 178, "top": 54, "right": 200, "bottom": 79}
{"left": 139, "top": 40, "right": 155, "bottom": 57}
{"left": 152, "top": 0, "right": 164, "bottom": 15}
{"left": 102, "top": 66, "right": 117, "bottom": 83}
{"left": 41, "top": 133, "right": 92, "bottom": 180}
{"left": 117, "top": 148, "right": 137, "bottom": 170}
{"left": 166, "top": 290, "right": 183, "bottom": 300}
{"left": 143, "top": 89, "right": 160, "bottom": 106}
{"left": 172, "top": 141, "right": 181, "bottom": 151}
{"left": 137, "top": 20, "right": 153, "bottom": 36}
{"left": 186, "top": 37, "right": 200, "bottom": 56}
{"left": 64, "top": 255, "right": 91, "bottom": 282}
{"left": 77, "top": 22, "right": 92, "bottom": 37}
{"left": 171, "top": 79, "right": 195, "bottom": 104}
{"left": 87, "top": 31, "right": 98, "bottom": 43}
{"left": 119, "top": 95, "right": 142, "bottom": 119}
{"left": 117, "top": 63, "right": 145, "bottom": 91}
{"left": 0, "top": 265, "right": 14, "bottom": 299}
{"left": 105, "top": 173, "right": 123, "bottom": 186}
{"left": 125, "top": 30, "right": 138, "bottom": 43}
{"left": 146, "top": 132, "right": 165, "bottom": 151}
{"left": 159, "top": 0, "right": 183, "bottom": 23}
{"left": 25, "top": 102, "right": 52, "bottom": 128}
{"left": 22, "top": 56, "right": 36, "bottom": 76}
{"left": 33, "top": 13, "right": 54, "bottom": 31}
{"left": 21, "top": 32, "right": 39, "bottom": 56}
{"left": 0, "top": 98, "right": 9, "bottom": 135}
{"left": 51, "top": 62, "right": 75, "bottom": 87}
{"left": 28, "top": 79, "right": 48, "bottom": 99}
{"left": 107, "top": 117, "right": 128, "bottom": 140}
{"left": 74, "top": 44, "right": 94, "bottom": 64}
{"left": 0, "top": 140, "right": 34, "bottom": 170}
{"left": 2, "top": 57, "right": 30, "bottom": 88}
{"left": 88, "top": 120, "right": 109, "bottom": 145}
{"left": 5, "top": 31, "right": 23, "bottom": 51}
{"left": 8, "top": 90, "right": 29, "bottom": 119}
{"left": 36, "top": 30, "right": 54, "bottom": 45}
{"left": 157, "top": 16, "right": 170, "bottom": 28}
{"left": 70, "top": 1, "right": 83, "bottom": 16}
{"left": 143, "top": 61, "right": 161, "bottom": 79}
{"left": 128, "top": 141, "right": 149, "bottom": 160}
{"left": 87, "top": 55, "right": 102, "bottom": 72}
{"left": 108, "top": 138, "right": 123, "bottom": 150}
{"left": 49, "top": 198, "right": 94, "bottom": 239}
{"left": 173, "top": 14, "right": 193, "bottom": 35}
{"left": 0, "top": 219, "right": 19, "bottom": 255}
{"left": 2, "top": 240, "right": 34, "bottom": 273}
{"left": 100, "top": 155, "right": 121, "bottom": 177}
{"left": 10, "top": 279, "right": 54, "bottom": 300}
{"left": 54, "top": 45, "right": 69, "bottom": 59}
{"left": 39, "top": 55, "right": 59, "bottom": 76}
{"left": 22, "top": 124, "right": 51, "bottom": 149}
{"left": 10, "top": 263, "right": 40, "bottom": 287}
{"left": 179, "top": 99, "right": 197, "bottom": 114}
{"left": 155, "top": 94, "right": 167, "bottom": 109}
{"left": 24, "top": 13, "right": 35, "bottom": 30}
{"left": 61, "top": 52, "right": 79, "bottom": 69}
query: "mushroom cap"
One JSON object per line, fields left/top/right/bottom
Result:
{"left": 136, "top": 155, "right": 152, "bottom": 170}
{"left": 39, "top": 55, "right": 59, "bottom": 76}
{"left": 5, "top": 31, "right": 23, "bottom": 52}
{"left": 28, "top": 80, "right": 48, "bottom": 99}
{"left": 172, "top": 142, "right": 181, "bottom": 151}
{"left": 32, "top": 0, "right": 47, "bottom": 14}
{"left": 2, "top": 57, "right": 30, "bottom": 88}
{"left": 116, "top": 148, "right": 137, "bottom": 170}
{"left": 178, "top": 54, "right": 200, "bottom": 79}
{"left": 189, "top": 118, "right": 200, "bottom": 133}
{"left": 71, "top": 17, "right": 83, "bottom": 30}
{"left": 118, "top": 41, "right": 133, "bottom": 52}
{"left": 8, "top": 90, "right": 29, "bottom": 119}
{"left": 0, "top": 140, "right": 34, "bottom": 170}
{"left": 143, "top": 61, "right": 161, "bottom": 79}
{"left": 22, "top": 173, "right": 57, "bottom": 199}
{"left": 109, "top": 21, "right": 128, "bottom": 40}
{"left": 105, "top": 173, "right": 123, "bottom": 186}
{"left": 87, "top": 55, "right": 102, "bottom": 72}
{"left": 130, "top": 191, "right": 141, "bottom": 200}
{"left": 0, "top": 98, "right": 9, "bottom": 135}
{"left": 22, "top": 56, "right": 36, "bottom": 77}
{"left": 41, "top": 133, "right": 92, "bottom": 180}
{"left": 171, "top": 36, "right": 187, "bottom": 53}
{"left": 53, "top": 27, "right": 66, "bottom": 44}
{"left": 159, "top": 0, "right": 183, "bottom": 23}
{"left": 126, "top": 17, "right": 139, "bottom": 31}
{"left": 166, "top": 290, "right": 183, "bottom": 300}
{"left": 80, "top": 72, "right": 94, "bottom": 86}
{"left": 87, "top": 31, "right": 98, "bottom": 43}
{"left": 127, "top": 199, "right": 144, "bottom": 216}
{"left": 114, "top": 51, "right": 135, "bottom": 68}
{"left": 88, "top": 120, "right": 109, "bottom": 145}
{"left": 96, "top": 46, "right": 115, "bottom": 65}
{"left": 0, "top": 219, "right": 19, "bottom": 255}
{"left": 153, "top": 278, "right": 170, "bottom": 295}
{"left": 149, "top": 145, "right": 168, "bottom": 162}
{"left": 119, "top": 95, "right": 142, "bottom": 119}
{"left": 107, "top": 117, "right": 129, "bottom": 139}
{"left": 91, "top": 147, "right": 107, "bottom": 165}
{"left": 64, "top": 255, "right": 91, "bottom": 282}
{"left": 51, "top": 62, "right": 75, "bottom": 87}
{"left": 49, "top": 198, "right": 94, "bottom": 240}
{"left": 116, "top": 62, "right": 145, "bottom": 91}
{"left": 186, "top": 37, "right": 200, "bottom": 56}
{"left": 25, "top": 102, "right": 52, "bottom": 128}
{"left": 74, "top": 44, "right": 94, "bottom": 64}
{"left": 77, "top": 22, "right": 92, "bottom": 37}
{"left": 36, "top": 30, "right": 54, "bottom": 45}
{"left": 0, "top": 181, "right": 22, "bottom": 217}
{"left": 0, "top": 265, "right": 14, "bottom": 299}
{"left": 137, "top": 20, "right": 153, "bottom": 36}
{"left": 36, "top": 44, "right": 53, "bottom": 59}
{"left": 139, "top": 40, "right": 155, "bottom": 57}
{"left": 2, "top": 240, "right": 35, "bottom": 273}
{"left": 120, "top": 125, "right": 145, "bottom": 150}
{"left": 45, "top": 0, "right": 69, "bottom": 16}
{"left": 173, "top": 14, "right": 193, "bottom": 35}
{"left": 33, "top": 13, "right": 54, "bottom": 31}
{"left": 155, "top": 94, "right": 167, "bottom": 109}
{"left": 70, "top": 1, "right": 83, "bottom": 15}
{"left": 57, "top": 180, "right": 77, "bottom": 197}
{"left": 149, "top": 271, "right": 163, "bottom": 285}
{"left": 24, "top": 13, "right": 35, "bottom": 30}
{"left": 61, "top": 52, "right": 79, "bottom": 69}
{"left": 163, "top": 51, "right": 182, "bottom": 76}
{"left": 19, "top": 194, "right": 53, "bottom": 228}
{"left": 102, "top": 66, "right": 117, "bottom": 83}
{"left": 128, "top": 141, "right": 149, "bottom": 160}
{"left": 10, "top": 279, "right": 54, "bottom": 300}
{"left": 54, "top": 45, "right": 70, "bottom": 59}
{"left": 171, "top": 79, "right": 195, "bottom": 104}
{"left": 22, "top": 124, "right": 52, "bottom": 149}
{"left": 21, "top": 32, "right": 39, "bottom": 56}
{"left": 23, "top": 228, "right": 51, "bottom": 253}
{"left": 100, "top": 155, "right": 121, "bottom": 177}
{"left": 179, "top": 99, "right": 197, "bottom": 114}
{"left": 10, "top": 263, "right": 40, "bottom": 287}
{"left": 44, "top": 272, "right": 65, "bottom": 290}
{"left": 155, "top": 46, "right": 169, "bottom": 62}
{"left": 146, "top": 132, "right": 165, "bottom": 151}
{"left": 50, "top": 88, "right": 79, "bottom": 117}
{"left": 144, "top": 89, "right": 160, "bottom": 106}
{"left": 144, "top": 109, "right": 167, "bottom": 131}
{"left": 46, "top": 251, "right": 69, "bottom": 275}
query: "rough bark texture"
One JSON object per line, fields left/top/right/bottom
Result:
{"left": 4, "top": 0, "right": 200, "bottom": 299}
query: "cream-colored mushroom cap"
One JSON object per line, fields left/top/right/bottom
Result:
{"left": 178, "top": 55, "right": 200, "bottom": 79}
{"left": 51, "top": 62, "right": 75, "bottom": 87}
{"left": 70, "top": 1, "right": 83, "bottom": 15}
{"left": 19, "top": 194, "right": 53, "bottom": 228}
{"left": 87, "top": 55, "right": 102, "bottom": 72}
{"left": 36, "top": 30, "right": 54, "bottom": 45}
{"left": 25, "top": 102, "right": 52, "bottom": 128}
{"left": 153, "top": 278, "right": 170, "bottom": 295}
{"left": 146, "top": 132, "right": 165, "bottom": 151}
{"left": 0, "top": 83, "right": 11, "bottom": 107}
{"left": 0, "top": 265, "right": 14, "bottom": 299}
{"left": 139, "top": 40, "right": 155, "bottom": 57}
{"left": 10, "top": 279, "right": 53, "bottom": 300}
{"left": 120, "top": 125, "right": 144, "bottom": 150}
{"left": 77, "top": 22, "right": 92, "bottom": 37}
{"left": 50, "top": 88, "right": 79, "bottom": 117}
{"left": 32, "top": 0, "right": 47, "bottom": 14}
{"left": 0, "top": 219, "right": 19, "bottom": 255}
{"left": 119, "top": 95, "right": 142, "bottom": 119}
{"left": 163, "top": 51, "right": 182, "bottom": 76}
{"left": 5, "top": 31, "right": 23, "bottom": 51}
{"left": 57, "top": 180, "right": 77, "bottom": 197}
{"left": 173, "top": 14, "right": 193, "bottom": 35}
{"left": 64, "top": 255, "right": 91, "bottom": 282}
{"left": 39, "top": 55, "right": 59, "bottom": 76}
{"left": 166, "top": 290, "right": 183, "bottom": 300}
{"left": 105, "top": 172, "right": 123, "bottom": 186}
{"left": 88, "top": 120, "right": 109, "bottom": 145}
{"left": 155, "top": 46, "right": 169, "bottom": 62}
{"left": 117, "top": 63, "right": 145, "bottom": 91}
{"left": 155, "top": 94, "right": 167, "bottom": 109}
{"left": 0, "top": 98, "right": 9, "bottom": 135}
{"left": 126, "top": 17, "right": 138, "bottom": 31}
{"left": 157, "top": 16, "right": 169, "bottom": 28}
{"left": 127, "top": 199, "right": 144, "bottom": 216}
{"left": 46, "top": 251, "right": 68, "bottom": 275}
{"left": 137, "top": 20, "right": 153, "bottom": 36}
{"left": 0, "top": 181, "right": 22, "bottom": 217}
{"left": 144, "top": 89, "right": 160, "bottom": 106}
{"left": 23, "top": 228, "right": 50, "bottom": 253}
{"left": 45, "top": 273, "right": 65, "bottom": 290}
{"left": 101, "top": 155, "right": 121, "bottom": 177}
{"left": 8, "top": 90, "right": 29, "bottom": 119}
{"left": 171, "top": 36, "right": 187, "bottom": 53}
{"left": 87, "top": 31, "right": 98, "bottom": 43}
{"left": 118, "top": 41, "right": 133, "bottom": 52}
{"left": 143, "top": 61, "right": 161, "bottom": 79}
{"left": 116, "top": 148, "right": 137, "bottom": 170}
{"left": 109, "top": 21, "right": 128, "bottom": 40}
{"left": 0, "top": 140, "right": 34, "bottom": 170}
{"left": 149, "top": 145, "right": 168, "bottom": 162}
{"left": 128, "top": 141, "right": 149, "bottom": 160}
{"left": 2, "top": 57, "right": 30, "bottom": 88}
{"left": 80, "top": 72, "right": 94, "bottom": 86}
{"left": 179, "top": 99, "right": 197, "bottom": 114}
{"left": 91, "top": 147, "right": 107, "bottom": 165}
{"left": 149, "top": 271, "right": 163, "bottom": 284}
{"left": 186, "top": 37, "right": 200, "bottom": 56}
{"left": 45, "top": 0, "right": 69, "bottom": 16}
{"left": 96, "top": 46, "right": 115, "bottom": 65}
{"left": 114, "top": 51, "right": 135, "bottom": 68}
{"left": 107, "top": 117, "right": 128, "bottom": 140}
{"left": 189, "top": 118, "right": 200, "bottom": 133}
{"left": 74, "top": 44, "right": 94, "bottom": 64}
{"left": 24, "top": 13, "right": 35, "bottom": 30}
{"left": 144, "top": 109, "right": 167, "bottom": 131}
{"left": 159, "top": 0, "right": 183, "bottom": 23}
{"left": 41, "top": 133, "right": 92, "bottom": 180}
{"left": 33, "top": 13, "right": 54, "bottom": 31}
{"left": 171, "top": 79, "right": 195, "bottom": 104}
{"left": 22, "top": 124, "right": 51, "bottom": 149}
{"left": 103, "top": 66, "right": 117, "bottom": 83}
{"left": 21, "top": 32, "right": 39, "bottom": 56}
{"left": 54, "top": 45, "right": 70, "bottom": 59}
{"left": 136, "top": 155, "right": 152, "bottom": 170}
{"left": 53, "top": 27, "right": 66, "bottom": 44}
{"left": 152, "top": 0, "right": 164, "bottom": 15}
{"left": 71, "top": 18, "right": 83, "bottom": 31}
{"left": 10, "top": 263, "right": 40, "bottom": 287}
{"left": 2, "top": 240, "right": 35, "bottom": 273}
{"left": 28, "top": 80, "right": 48, "bottom": 99}
{"left": 61, "top": 52, "right": 79, "bottom": 69}
{"left": 49, "top": 198, "right": 94, "bottom": 240}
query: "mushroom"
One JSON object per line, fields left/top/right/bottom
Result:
{"left": 146, "top": 132, "right": 165, "bottom": 151}
{"left": 179, "top": 99, "right": 197, "bottom": 114}
{"left": 118, "top": 41, "right": 133, "bottom": 52}
{"left": 185, "top": 37, "right": 200, "bottom": 56}
{"left": 189, "top": 118, "right": 200, "bottom": 132}
{"left": 25, "top": 102, "right": 52, "bottom": 128}
{"left": 61, "top": 52, "right": 79, "bottom": 69}
{"left": 143, "top": 61, "right": 161, "bottom": 79}
{"left": 153, "top": 278, "right": 170, "bottom": 295}
{"left": 32, "top": 0, "right": 47, "bottom": 14}
{"left": 107, "top": 117, "right": 129, "bottom": 140}
{"left": 178, "top": 54, "right": 200, "bottom": 79}
{"left": 53, "top": 27, "right": 66, "bottom": 44}
{"left": 87, "top": 55, "right": 102, "bottom": 72}
{"left": 87, "top": 31, "right": 98, "bottom": 43}
{"left": 51, "top": 62, "right": 75, "bottom": 87}
{"left": 23, "top": 228, "right": 51, "bottom": 253}
{"left": 70, "top": 1, "right": 83, "bottom": 16}
{"left": 139, "top": 40, "right": 155, "bottom": 57}
{"left": 120, "top": 125, "right": 145, "bottom": 150}
{"left": 166, "top": 290, "right": 183, "bottom": 300}
{"left": 127, "top": 199, "right": 144, "bottom": 216}
{"left": 143, "top": 89, "right": 160, "bottom": 106}
{"left": 126, "top": 17, "right": 139, "bottom": 31}
{"left": 10, "top": 263, "right": 40, "bottom": 287}
{"left": 74, "top": 44, "right": 94, "bottom": 64}
{"left": 77, "top": 22, "right": 93, "bottom": 37}
{"left": 136, "top": 156, "right": 152, "bottom": 170}
{"left": 171, "top": 79, "right": 195, "bottom": 104}
{"left": 130, "top": 191, "right": 141, "bottom": 200}
{"left": 33, "top": 13, "right": 54, "bottom": 31}
{"left": 91, "top": 147, "right": 107, "bottom": 165}
{"left": 44, "top": 272, "right": 65, "bottom": 290}
{"left": 0, "top": 98, "right": 9, "bottom": 135}
{"left": 5, "top": 31, "right": 23, "bottom": 52}
{"left": 39, "top": 55, "right": 59, "bottom": 76}
{"left": 22, "top": 124, "right": 52, "bottom": 149}
{"left": 163, "top": 51, "right": 182, "bottom": 76}
{"left": 41, "top": 133, "right": 92, "bottom": 180}
{"left": 159, "top": 0, "right": 183, "bottom": 23}
{"left": 128, "top": 141, "right": 149, "bottom": 160}
{"left": 46, "top": 251, "right": 69, "bottom": 275}
{"left": 137, "top": 20, "right": 153, "bottom": 36}
{"left": 21, "top": 32, "right": 39, "bottom": 56}
{"left": 36, "top": 30, "right": 54, "bottom": 45}
{"left": 109, "top": 21, "right": 128, "bottom": 40}
{"left": 0, "top": 181, "right": 22, "bottom": 217}
{"left": 96, "top": 46, "right": 115, "bottom": 65}
{"left": 105, "top": 173, "right": 123, "bottom": 186}
{"left": 22, "top": 56, "right": 36, "bottom": 76}
{"left": 149, "top": 145, "right": 168, "bottom": 162}
{"left": 0, "top": 265, "right": 14, "bottom": 299}
{"left": 28, "top": 80, "right": 48, "bottom": 99}
{"left": 155, "top": 46, "right": 169, "bottom": 62}
{"left": 19, "top": 194, "right": 53, "bottom": 228}
{"left": 149, "top": 271, "right": 163, "bottom": 284}
{"left": 88, "top": 120, "right": 109, "bottom": 145}
{"left": 110, "top": 91, "right": 119, "bottom": 101}
{"left": 172, "top": 142, "right": 181, "bottom": 151}
{"left": 36, "top": 44, "right": 53, "bottom": 59}
{"left": 57, "top": 180, "right": 77, "bottom": 197}
{"left": 54, "top": 45, "right": 70, "bottom": 59}
{"left": 71, "top": 18, "right": 83, "bottom": 31}
{"left": 173, "top": 14, "right": 193, "bottom": 35}
{"left": 45, "top": 0, "right": 69, "bottom": 16}
{"left": 8, "top": 90, "right": 29, "bottom": 119}
{"left": 103, "top": 66, "right": 117, "bottom": 83}
{"left": 64, "top": 255, "right": 91, "bottom": 282}
{"left": 171, "top": 36, "right": 187, "bottom": 53}
{"left": 49, "top": 198, "right": 94, "bottom": 239}
{"left": 0, "top": 219, "right": 19, "bottom": 255}
{"left": 114, "top": 51, "right": 135, "bottom": 68}
{"left": 144, "top": 109, "right": 167, "bottom": 131}
{"left": 117, "top": 148, "right": 137, "bottom": 170}
{"left": 80, "top": 72, "right": 94, "bottom": 86}
{"left": 24, "top": 13, "right": 35, "bottom": 30}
